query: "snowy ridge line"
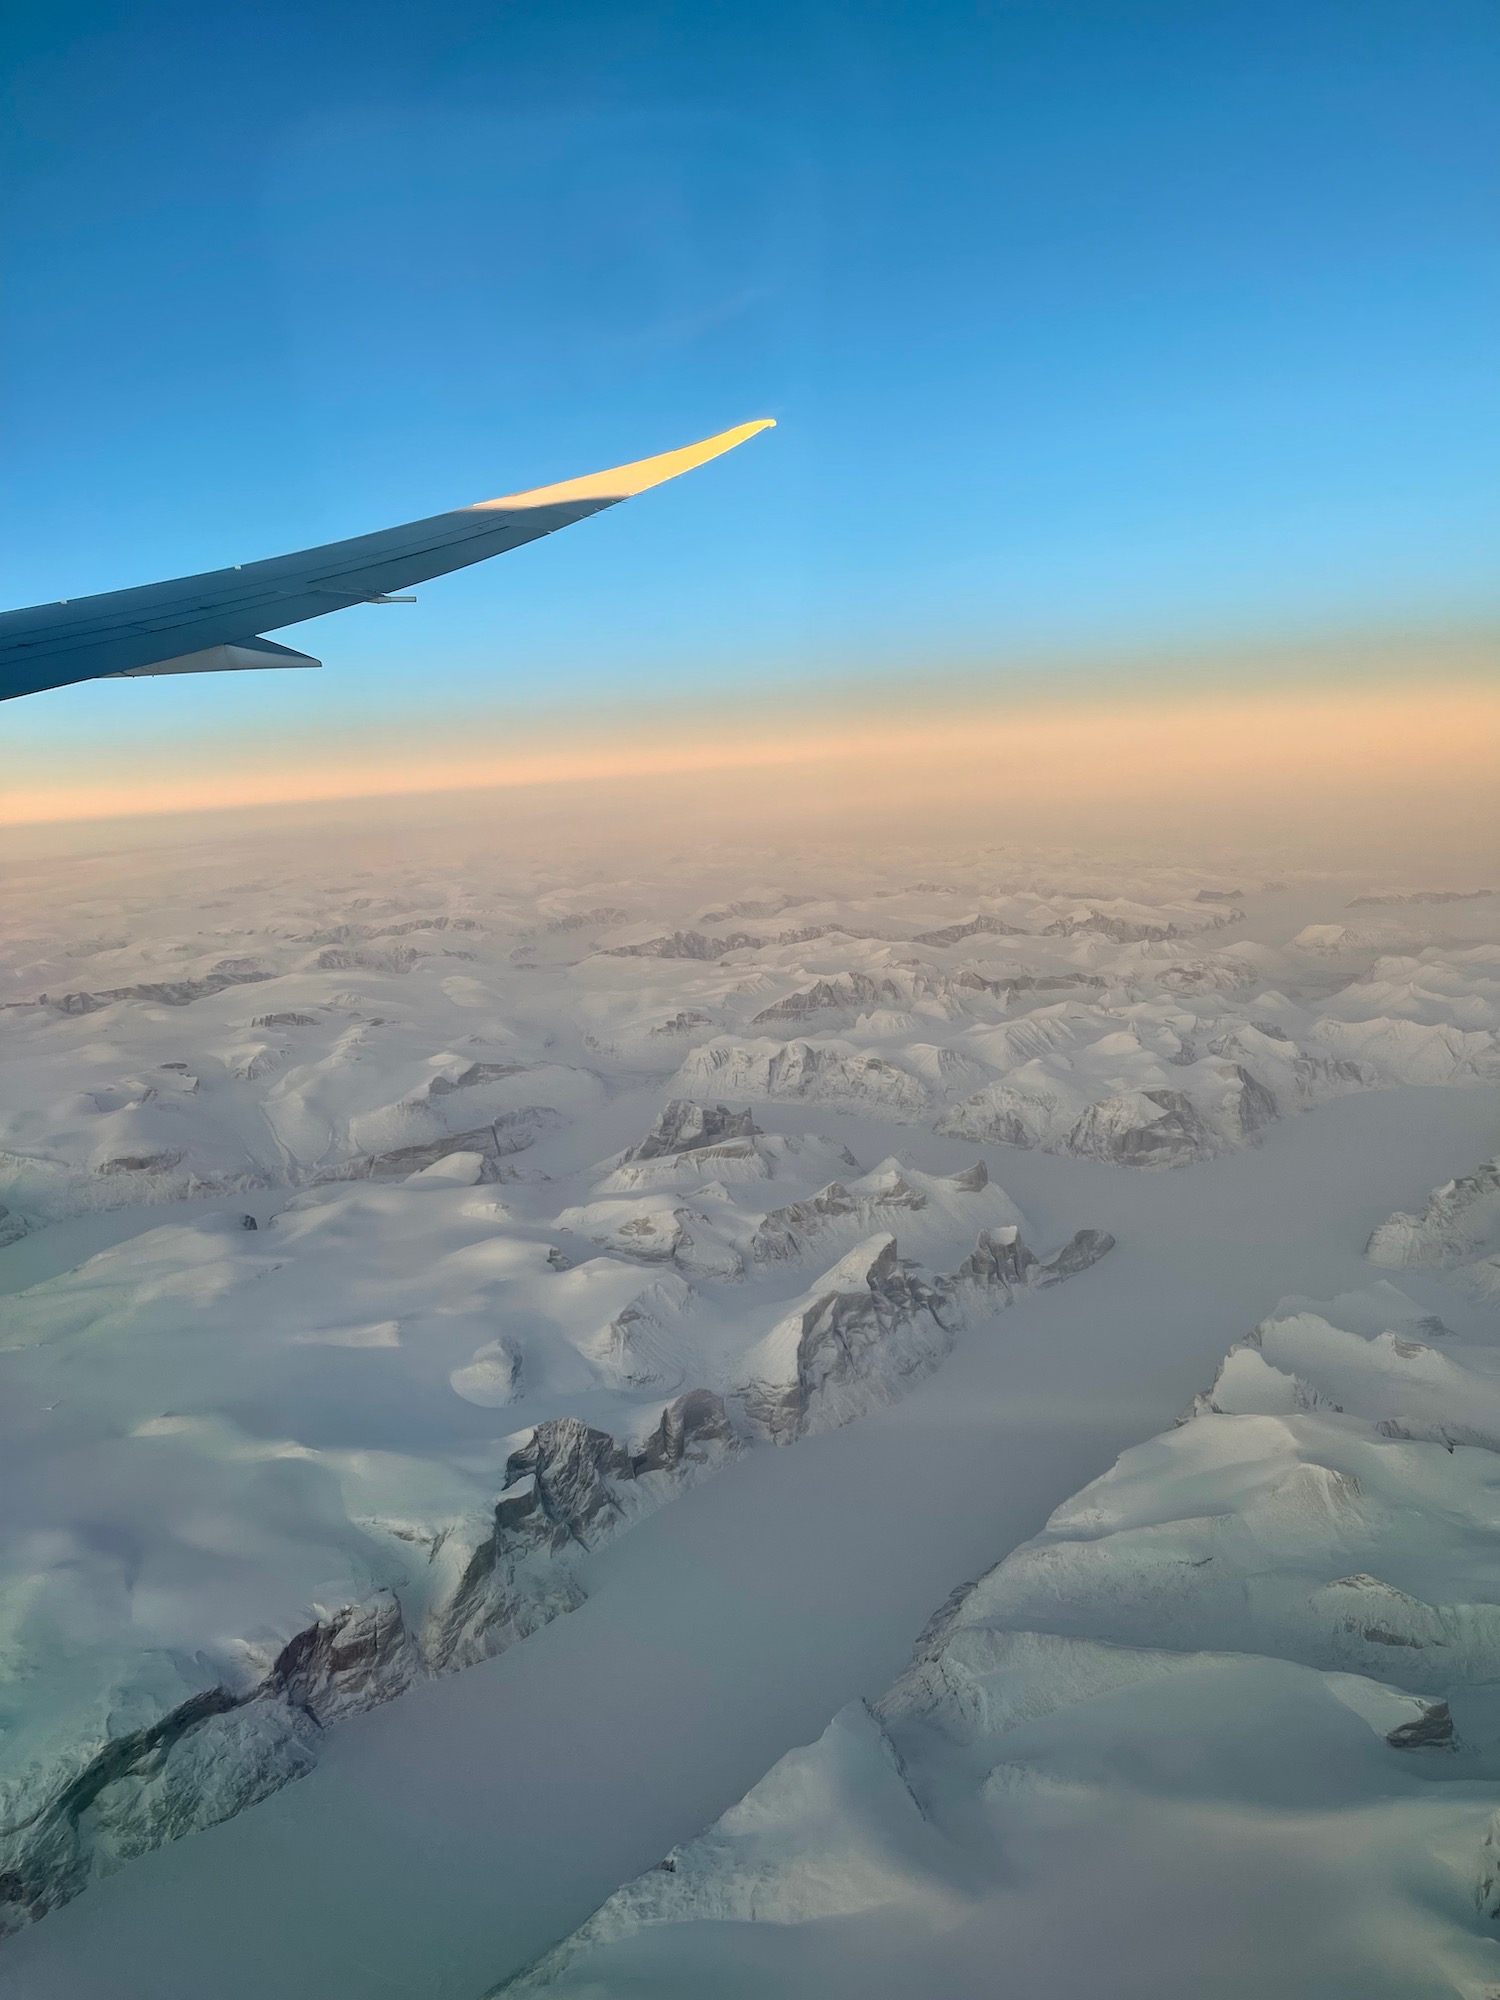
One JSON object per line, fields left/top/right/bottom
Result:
{"left": 0, "top": 1108, "right": 1110, "bottom": 1937}
{"left": 5, "top": 861, "right": 1500, "bottom": 1221}
{"left": 1367, "top": 1156, "right": 1500, "bottom": 1301}
{"left": 500, "top": 1276, "right": 1500, "bottom": 1997}
{"left": 0, "top": 1395, "right": 736, "bottom": 1938}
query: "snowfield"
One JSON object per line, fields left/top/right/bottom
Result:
{"left": 0, "top": 1118, "right": 1108, "bottom": 1933}
{"left": 3, "top": 861, "right": 1497, "bottom": 1235}
{"left": 1, "top": 828, "right": 1498, "bottom": 1992}
{"left": 1368, "top": 1155, "right": 1500, "bottom": 1302}
{"left": 508, "top": 1271, "right": 1500, "bottom": 1999}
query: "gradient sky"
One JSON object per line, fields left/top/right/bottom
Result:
{"left": 2, "top": 0, "right": 1498, "bottom": 814}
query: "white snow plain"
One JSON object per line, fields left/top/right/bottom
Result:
{"left": 0, "top": 828, "right": 1498, "bottom": 1997}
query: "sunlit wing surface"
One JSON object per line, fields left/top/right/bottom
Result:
{"left": 0, "top": 419, "right": 774, "bottom": 703}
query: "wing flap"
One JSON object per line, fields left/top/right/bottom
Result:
{"left": 117, "top": 639, "right": 322, "bottom": 678}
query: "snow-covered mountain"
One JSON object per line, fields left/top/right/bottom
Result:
{"left": 0, "top": 1099, "right": 1107, "bottom": 1933}
{"left": 4, "top": 861, "right": 1497, "bottom": 1222}
{"left": 2, "top": 836, "right": 1497, "bottom": 1960}
{"left": 1367, "top": 1156, "right": 1500, "bottom": 1301}
{"left": 504, "top": 1275, "right": 1500, "bottom": 1997}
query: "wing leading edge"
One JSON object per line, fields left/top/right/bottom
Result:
{"left": 0, "top": 419, "right": 774, "bottom": 703}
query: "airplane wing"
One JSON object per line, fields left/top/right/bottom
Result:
{"left": 0, "top": 418, "right": 774, "bottom": 703}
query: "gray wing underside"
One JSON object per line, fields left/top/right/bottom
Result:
{"left": 0, "top": 420, "right": 772, "bottom": 703}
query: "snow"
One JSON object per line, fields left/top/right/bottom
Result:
{"left": 513, "top": 1262, "right": 1500, "bottom": 1996}
{"left": 1, "top": 829, "right": 1498, "bottom": 1997}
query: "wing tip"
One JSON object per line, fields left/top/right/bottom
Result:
{"left": 473, "top": 417, "right": 776, "bottom": 513}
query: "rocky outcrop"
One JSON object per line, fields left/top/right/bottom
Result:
{"left": 312, "top": 944, "right": 430, "bottom": 974}
{"left": 1031, "top": 1226, "right": 1115, "bottom": 1282}
{"left": 0, "top": 1385, "right": 740, "bottom": 1937}
{"left": 1366, "top": 1158, "right": 1500, "bottom": 1269}
{"left": 624, "top": 1099, "right": 761, "bottom": 1161}
{"left": 738, "top": 1237, "right": 952, "bottom": 1443}
{"left": 38, "top": 961, "right": 274, "bottom": 1013}
{"left": 424, "top": 1401, "right": 738, "bottom": 1672}
{"left": 0, "top": 1587, "right": 423, "bottom": 1938}
{"left": 427, "top": 1060, "right": 529, "bottom": 1097}
{"left": 751, "top": 974, "right": 905, "bottom": 1025}
{"left": 1063, "top": 1088, "right": 1221, "bottom": 1166}
{"left": 957, "top": 970, "right": 1105, "bottom": 1001}
{"left": 912, "top": 914, "right": 1023, "bottom": 947}
{"left": 606, "top": 931, "right": 766, "bottom": 960}
{"left": 1043, "top": 911, "right": 1177, "bottom": 943}
{"left": 0, "top": 1687, "right": 318, "bottom": 1937}
{"left": 269, "top": 1590, "right": 418, "bottom": 1722}
{"left": 739, "top": 1220, "right": 1113, "bottom": 1444}
{"left": 674, "top": 1039, "right": 930, "bottom": 1119}
{"left": 631, "top": 1389, "right": 737, "bottom": 1474}
{"left": 749, "top": 1176, "right": 927, "bottom": 1264}
{"left": 316, "top": 1106, "right": 563, "bottom": 1181}
{"left": 649, "top": 1010, "right": 714, "bottom": 1036}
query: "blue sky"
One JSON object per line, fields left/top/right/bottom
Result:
{"left": 2, "top": 0, "right": 1497, "bottom": 774}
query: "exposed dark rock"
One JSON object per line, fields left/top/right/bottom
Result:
{"left": 1035, "top": 1228, "right": 1116, "bottom": 1283}
{"left": 1042, "top": 912, "right": 1178, "bottom": 943}
{"left": 1065, "top": 1090, "right": 1219, "bottom": 1167}
{"left": 313, "top": 944, "right": 423, "bottom": 974}
{"left": 946, "top": 1227, "right": 1038, "bottom": 1293}
{"left": 1386, "top": 1700, "right": 1454, "bottom": 1749}
{"left": 632, "top": 1391, "right": 737, "bottom": 1475}
{"left": 270, "top": 1591, "right": 416, "bottom": 1723}
{"left": 427, "top": 1061, "right": 528, "bottom": 1097}
{"left": 504, "top": 1417, "right": 637, "bottom": 1546}
{"left": 750, "top": 1178, "right": 927, "bottom": 1264}
{"left": 752, "top": 975, "right": 904, "bottom": 1025}
{"left": 650, "top": 1011, "right": 715, "bottom": 1036}
{"left": 743, "top": 1239, "right": 953, "bottom": 1443}
{"left": 625, "top": 1099, "right": 761, "bottom": 1162}
{"left": 317, "top": 1107, "right": 563, "bottom": 1182}
{"left": 912, "top": 914, "right": 1025, "bottom": 947}
{"left": 607, "top": 931, "right": 765, "bottom": 961}
{"left": 41, "top": 962, "right": 273, "bottom": 1012}
{"left": 1223, "top": 1064, "right": 1279, "bottom": 1140}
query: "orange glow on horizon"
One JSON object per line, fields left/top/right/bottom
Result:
{"left": 3, "top": 677, "right": 1498, "bottom": 830}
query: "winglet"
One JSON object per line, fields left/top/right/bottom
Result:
{"left": 471, "top": 418, "right": 775, "bottom": 512}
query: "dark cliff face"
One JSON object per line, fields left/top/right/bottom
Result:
{"left": 624, "top": 1100, "right": 761, "bottom": 1162}
{"left": 1065, "top": 1090, "right": 1219, "bottom": 1167}
{"left": 0, "top": 1386, "right": 748, "bottom": 1939}
{"left": 741, "top": 1223, "right": 1115, "bottom": 1445}
{"left": 270, "top": 1591, "right": 416, "bottom": 1723}
{"left": 632, "top": 1391, "right": 737, "bottom": 1475}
